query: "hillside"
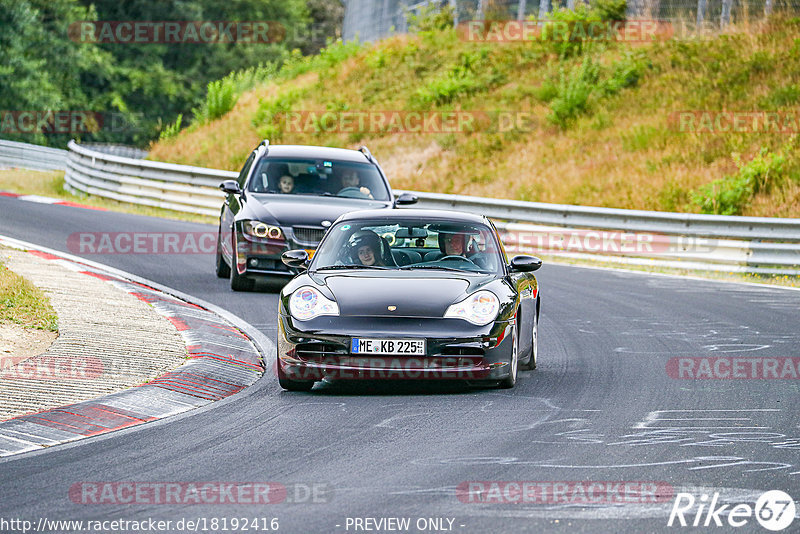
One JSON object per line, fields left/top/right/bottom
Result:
{"left": 148, "top": 12, "right": 800, "bottom": 218}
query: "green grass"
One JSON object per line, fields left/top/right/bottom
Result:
{"left": 0, "top": 253, "right": 58, "bottom": 331}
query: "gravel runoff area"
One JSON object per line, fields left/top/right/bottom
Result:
{"left": 0, "top": 247, "right": 187, "bottom": 420}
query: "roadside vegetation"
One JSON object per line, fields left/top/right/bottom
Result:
{"left": 0, "top": 169, "right": 214, "bottom": 224}
{"left": 149, "top": 8, "right": 800, "bottom": 218}
{"left": 0, "top": 252, "right": 58, "bottom": 332}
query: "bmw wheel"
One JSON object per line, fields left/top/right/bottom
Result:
{"left": 215, "top": 227, "right": 231, "bottom": 278}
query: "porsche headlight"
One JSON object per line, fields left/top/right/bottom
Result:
{"left": 444, "top": 290, "right": 500, "bottom": 326}
{"left": 243, "top": 221, "right": 283, "bottom": 240}
{"left": 289, "top": 286, "right": 339, "bottom": 321}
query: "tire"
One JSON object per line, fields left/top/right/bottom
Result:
{"left": 215, "top": 227, "right": 231, "bottom": 278}
{"left": 230, "top": 265, "right": 255, "bottom": 291}
{"left": 277, "top": 357, "right": 314, "bottom": 392}
{"left": 499, "top": 325, "right": 518, "bottom": 389}
{"left": 229, "top": 232, "right": 255, "bottom": 291}
{"left": 520, "top": 315, "right": 538, "bottom": 370}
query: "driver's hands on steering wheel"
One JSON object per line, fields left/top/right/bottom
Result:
{"left": 438, "top": 254, "right": 478, "bottom": 266}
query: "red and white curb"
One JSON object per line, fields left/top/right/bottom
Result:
{"left": 0, "top": 235, "right": 270, "bottom": 457}
{"left": 0, "top": 191, "right": 105, "bottom": 211}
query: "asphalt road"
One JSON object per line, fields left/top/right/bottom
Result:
{"left": 1, "top": 197, "right": 799, "bottom": 533}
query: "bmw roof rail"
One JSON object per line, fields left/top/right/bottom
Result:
{"left": 359, "top": 146, "right": 375, "bottom": 163}
{"left": 260, "top": 139, "right": 270, "bottom": 148}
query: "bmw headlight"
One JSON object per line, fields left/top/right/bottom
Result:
{"left": 243, "top": 221, "right": 283, "bottom": 240}
{"left": 289, "top": 286, "right": 339, "bottom": 321}
{"left": 444, "top": 290, "right": 500, "bottom": 326}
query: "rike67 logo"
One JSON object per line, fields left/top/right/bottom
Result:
{"left": 668, "top": 490, "right": 796, "bottom": 531}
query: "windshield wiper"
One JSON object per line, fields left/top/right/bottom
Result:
{"left": 398, "top": 265, "right": 469, "bottom": 272}
{"left": 296, "top": 192, "right": 334, "bottom": 197}
{"left": 315, "top": 264, "right": 389, "bottom": 271}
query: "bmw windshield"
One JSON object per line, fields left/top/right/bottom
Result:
{"left": 248, "top": 158, "right": 390, "bottom": 201}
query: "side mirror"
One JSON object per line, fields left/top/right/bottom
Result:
{"left": 509, "top": 255, "right": 542, "bottom": 272}
{"left": 281, "top": 249, "right": 309, "bottom": 269}
{"left": 219, "top": 180, "right": 242, "bottom": 195}
{"left": 395, "top": 192, "right": 418, "bottom": 206}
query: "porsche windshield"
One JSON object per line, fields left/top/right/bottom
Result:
{"left": 247, "top": 158, "right": 390, "bottom": 201}
{"left": 312, "top": 220, "right": 505, "bottom": 274}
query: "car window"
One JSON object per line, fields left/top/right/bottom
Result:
{"left": 247, "top": 157, "right": 389, "bottom": 201}
{"left": 236, "top": 153, "right": 255, "bottom": 188}
{"left": 311, "top": 220, "right": 503, "bottom": 274}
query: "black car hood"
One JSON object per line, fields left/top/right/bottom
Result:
{"left": 245, "top": 194, "right": 391, "bottom": 227}
{"left": 322, "top": 272, "right": 493, "bottom": 317}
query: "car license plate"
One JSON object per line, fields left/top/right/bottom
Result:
{"left": 351, "top": 338, "right": 426, "bottom": 356}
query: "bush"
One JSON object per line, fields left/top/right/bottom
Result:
{"left": 692, "top": 147, "right": 787, "bottom": 215}
{"left": 547, "top": 56, "right": 600, "bottom": 128}
{"left": 411, "top": 48, "right": 497, "bottom": 107}
{"left": 252, "top": 88, "right": 307, "bottom": 140}
{"left": 591, "top": 0, "right": 627, "bottom": 22}
{"left": 159, "top": 114, "right": 183, "bottom": 141}
{"left": 407, "top": 5, "right": 454, "bottom": 33}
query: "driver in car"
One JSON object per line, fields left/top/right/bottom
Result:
{"left": 440, "top": 231, "right": 467, "bottom": 256}
{"left": 338, "top": 169, "right": 373, "bottom": 199}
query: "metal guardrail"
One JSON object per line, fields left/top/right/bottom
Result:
{"left": 7, "top": 140, "right": 800, "bottom": 274}
{"left": 65, "top": 140, "right": 233, "bottom": 217}
{"left": 0, "top": 139, "right": 68, "bottom": 172}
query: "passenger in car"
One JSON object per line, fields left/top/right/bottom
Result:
{"left": 278, "top": 174, "right": 295, "bottom": 194}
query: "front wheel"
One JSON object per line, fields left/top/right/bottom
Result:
{"left": 520, "top": 315, "right": 538, "bottom": 370}
{"left": 230, "top": 265, "right": 255, "bottom": 291}
{"left": 277, "top": 357, "right": 315, "bottom": 392}
{"left": 499, "top": 325, "right": 518, "bottom": 389}
{"left": 230, "top": 233, "right": 255, "bottom": 291}
{"left": 215, "top": 227, "right": 231, "bottom": 278}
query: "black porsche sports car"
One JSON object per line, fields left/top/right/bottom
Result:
{"left": 276, "top": 209, "right": 542, "bottom": 391}
{"left": 216, "top": 140, "right": 417, "bottom": 290}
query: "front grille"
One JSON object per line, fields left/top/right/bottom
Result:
{"left": 440, "top": 346, "right": 485, "bottom": 357}
{"left": 292, "top": 226, "right": 325, "bottom": 245}
{"left": 295, "top": 343, "right": 348, "bottom": 361}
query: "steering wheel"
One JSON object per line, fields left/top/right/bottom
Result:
{"left": 337, "top": 187, "right": 370, "bottom": 199}
{"left": 438, "top": 255, "right": 478, "bottom": 266}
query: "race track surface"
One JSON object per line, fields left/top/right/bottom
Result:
{"left": 1, "top": 196, "right": 798, "bottom": 533}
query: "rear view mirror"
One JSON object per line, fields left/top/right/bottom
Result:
{"left": 395, "top": 192, "right": 418, "bottom": 206}
{"left": 509, "top": 255, "right": 542, "bottom": 272}
{"left": 395, "top": 227, "right": 428, "bottom": 239}
{"left": 282, "top": 249, "right": 309, "bottom": 269}
{"left": 219, "top": 180, "right": 242, "bottom": 195}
